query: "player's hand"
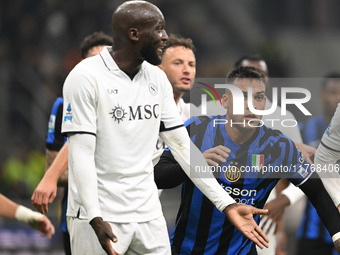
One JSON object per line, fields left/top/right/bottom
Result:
{"left": 31, "top": 175, "right": 57, "bottom": 214}
{"left": 260, "top": 194, "right": 290, "bottom": 234}
{"left": 203, "top": 145, "right": 231, "bottom": 166}
{"left": 28, "top": 214, "right": 55, "bottom": 240}
{"left": 295, "top": 143, "right": 316, "bottom": 165}
{"left": 224, "top": 203, "right": 269, "bottom": 249}
{"left": 90, "top": 217, "right": 120, "bottom": 255}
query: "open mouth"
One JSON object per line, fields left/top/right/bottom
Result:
{"left": 181, "top": 77, "right": 191, "bottom": 85}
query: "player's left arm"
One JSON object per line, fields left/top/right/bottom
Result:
{"left": 299, "top": 173, "right": 340, "bottom": 252}
{"left": 315, "top": 142, "right": 340, "bottom": 212}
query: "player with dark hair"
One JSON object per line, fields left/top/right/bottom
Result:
{"left": 296, "top": 73, "right": 340, "bottom": 255}
{"left": 80, "top": 31, "right": 113, "bottom": 59}
{"left": 60, "top": 1, "right": 270, "bottom": 254}
{"left": 154, "top": 65, "right": 340, "bottom": 254}
{"left": 234, "top": 55, "right": 268, "bottom": 75}
{"left": 32, "top": 31, "right": 112, "bottom": 254}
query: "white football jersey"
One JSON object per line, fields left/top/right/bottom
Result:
{"left": 62, "top": 47, "right": 183, "bottom": 222}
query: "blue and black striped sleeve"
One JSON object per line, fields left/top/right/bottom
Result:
{"left": 46, "top": 98, "right": 66, "bottom": 151}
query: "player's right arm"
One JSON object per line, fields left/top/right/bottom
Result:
{"left": 298, "top": 173, "right": 340, "bottom": 253}
{"left": 61, "top": 68, "right": 119, "bottom": 255}
{"left": 68, "top": 133, "right": 118, "bottom": 255}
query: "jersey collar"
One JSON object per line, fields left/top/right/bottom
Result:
{"left": 99, "top": 46, "right": 120, "bottom": 71}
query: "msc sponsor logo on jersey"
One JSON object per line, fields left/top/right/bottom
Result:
{"left": 224, "top": 161, "right": 241, "bottom": 182}
{"left": 110, "top": 104, "right": 160, "bottom": 123}
{"left": 64, "top": 103, "right": 73, "bottom": 122}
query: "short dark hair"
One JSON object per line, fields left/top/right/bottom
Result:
{"left": 234, "top": 55, "right": 266, "bottom": 68}
{"left": 321, "top": 73, "right": 340, "bottom": 90}
{"left": 226, "top": 66, "right": 267, "bottom": 88}
{"left": 162, "top": 34, "right": 196, "bottom": 55}
{"left": 80, "top": 32, "right": 113, "bottom": 59}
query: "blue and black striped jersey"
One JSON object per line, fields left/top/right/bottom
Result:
{"left": 171, "top": 115, "right": 311, "bottom": 255}
{"left": 46, "top": 97, "right": 67, "bottom": 150}
{"left": 46, "top": 97, "right": 68, "bottom": 233}
{"left": 297, "top": 114, "right": 332, "bottom": 243}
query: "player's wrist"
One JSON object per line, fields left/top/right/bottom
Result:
{"left": 223, "top": 203, "right": 237, "bottom": 215}
{"left": 15, "top": 205, "right": 43, "bottom": 223}
{"left": 89, "top": 217, "right": 104, "bottom": 230}
{"left": 44, "top": 167, "right": 60, "bottom": 183}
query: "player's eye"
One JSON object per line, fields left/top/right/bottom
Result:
{"left": 255, "top": 95, "right": 264, "bottom": 101}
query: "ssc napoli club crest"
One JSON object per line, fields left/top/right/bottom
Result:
{"left": 148, "top": 83, "right": 158, "bottom": 96}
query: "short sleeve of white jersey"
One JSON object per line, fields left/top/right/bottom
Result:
{"left": 159, "top": 74, "right": 185, "bottom": 131}
{"left": 320, "top": 103, "right": 340, "bottom": 152}
{"left": 61, "top": 67, "right": 97, "bottom": 135}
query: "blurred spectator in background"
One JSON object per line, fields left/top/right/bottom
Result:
{"left": 296, "top": 73, "right": 340, "bottom": 255}
{"left": 2, "top": 147, "right": 45, "bottom": 198}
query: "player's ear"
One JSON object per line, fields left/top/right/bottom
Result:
{"left": 222, "top": 93, "right": 229, "bottom": 109}
{"left": 129, "top": 28, "right": 139, "bottom": 41}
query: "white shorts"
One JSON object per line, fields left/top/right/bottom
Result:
{"left": 69, "top": 216, "right": 171, "bottom": 255}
